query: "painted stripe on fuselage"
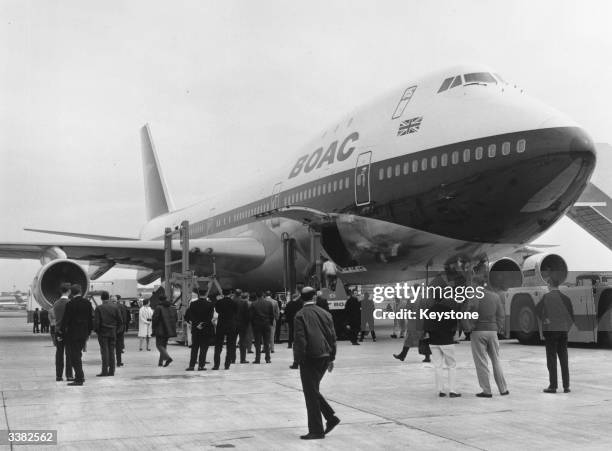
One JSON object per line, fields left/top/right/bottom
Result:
{"left": 157, "top": 126, "right": 594, "bottom": 246}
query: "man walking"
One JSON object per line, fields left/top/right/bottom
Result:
{"left": 249, "top": 292, "right": 274, "bottom": 364}
{"left": 94, "top": 291, "right": 123, "bottom": 377}
{"left": 213, "top": 289, "right": 238, "bottom": 370}
{"left": 536, "top": 276, "right": 574, "bottom": 394}
{"left": 152, "top": 295, "right": 178, "bottom": 367}
{"left": 52, "top": 284, "right": 73, "bottom": 381}
{"left": 184, "top": 288, "right": 215, "bottom": 371}
{"left": 293, "top": 287, "right": 340, "bottom": 440}
{"left": 61, "top": 284, "right": 93, "bottom": 386}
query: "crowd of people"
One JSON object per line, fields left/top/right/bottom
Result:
{"left": 41, "top": 257, "right": 575, "bottom": 439}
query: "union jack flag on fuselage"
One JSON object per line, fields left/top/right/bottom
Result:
{"left": 397, "top": 116, "right": 423, "bottom": 136}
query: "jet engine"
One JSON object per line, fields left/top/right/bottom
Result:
{"left": 488, "top": 258, "right": 524, "bottom": 291}
{"left": 522, "top": 253, "right": 568, "bottom": 287}
{"left": 32, "top": 259, "right": 89, "bottom": 310}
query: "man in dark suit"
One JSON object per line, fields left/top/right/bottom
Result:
{"left": 343, "top": 290, "right": 361, "bottom": 345}
{"left": 94, "top": 291, "right": 123, "bottom": 377}
{"left": 285, "top": 293, "right": 303, "bottom": 349}
{"left": 52, "top": 283, "right": 73, "bottom": 381}
{"left": 536, "top": 276, "right": 575, "bottom": 394}
{"left": 213, "top": 289, "right": 238, "bottom": 370}
{"left": 234, "top": 290, "right": 251, "bottom": 364}
{"left": 32, "top": 308, "right": 41, "bottom": 333}
{"left": 40, "top": 309, "right": 50, "bottom": 333}
{"left": 294, "top": 287, "right": 339, "bottom": 440}
{"left": 61, "top": 284, "right": 93, "bottom": 386}
{"left": 249, "top": 292, "right": 274, "bottom": 364}
{"left": 184, "top": 288, "right": 215, "bottom": 371}
{"left": 113, "top": 295, "right": 131, "bottom": 367}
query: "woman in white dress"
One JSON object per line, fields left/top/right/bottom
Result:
{"left": 138, "top": 299, "right": 154, "bottom": 351}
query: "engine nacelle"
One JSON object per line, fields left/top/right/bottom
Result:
{"left": 488, "top": 258, "right": 523, "bottom": 291}
{"left": 522, "top": 253, "right": 568, "bottom": 287}
{"left": 32, "top": 259, "right": 89, "bottom": 310}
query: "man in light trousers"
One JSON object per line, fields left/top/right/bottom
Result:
{"left": 467, "top": 267, "right": 509, "bottom": 398}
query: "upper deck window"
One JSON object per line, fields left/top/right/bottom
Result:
{"left": 464, "top": 72, "right": 497, "bottom": 85}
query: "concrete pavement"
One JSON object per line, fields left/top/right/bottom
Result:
{"left": 1, "top": 313, "right": 611, "bottom": 450}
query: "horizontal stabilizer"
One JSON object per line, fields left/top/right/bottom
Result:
{"left": 24, "top": 228, "right": 139, "bottom": 241}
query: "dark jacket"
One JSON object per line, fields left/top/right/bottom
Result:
{"left": 185, "top": 298, "right": 215, "bottom": 337}
{"left": 215, "top": 296, "right": 238, "bottom": 331}
{"left": 152, "top": 301, "right": 178, "bottom": 338}
{"left": 250, "top": 297, "right": 274, "bottom": 327}
{"left": 424, "top": 300, "right": 456, "bottom": 345}
{"left": 343, "top": 296, "right": 361, "bottom": 327}
{"left": 53, "top": 297, "right": 70, "bottom": 331}
{"left": 235, "top": 298, "right": 251, "bottom": 328}
{"left": 62, "top": 296, "right": 94, "bottom": 341}
{"left": 116, "top": 303, "right": 131, "bottom": 334}
{"left": 316, "top": 296, "right": 330, "bottom": 312}
{"left": 94, "top": 302, "right": 124, "bottom": 338}
{"left": 285, "top": 297, "right": 303, "bottom": 323}
{"left": 293, "top": 303, "right": 337, "bottom": 363}
{"left": 536, "top": 289, "right": 575, "bottom": 332}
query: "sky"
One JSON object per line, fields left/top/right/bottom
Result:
{"left": 1, "top": 0, "right": 612, "bottom": 291}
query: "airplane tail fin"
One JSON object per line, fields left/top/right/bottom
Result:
{"left": 140, "top": 124, "right": 174, "bottom": 221}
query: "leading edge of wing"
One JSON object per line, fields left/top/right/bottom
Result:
{"left": 24, "top": 228, "right": 140, "bottom": 241}
{"left": 0, "top": 237, "right": 266, "bottom": 268}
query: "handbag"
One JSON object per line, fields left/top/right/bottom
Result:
{"left": 418, "top": 337, "right": 431, "bottom": 355}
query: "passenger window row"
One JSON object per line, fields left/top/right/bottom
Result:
{"left": 378, "top": 139, "right": 526, "bottom": 181}
{"left": 283, "top": 176, "right": 351, "bottom": 207}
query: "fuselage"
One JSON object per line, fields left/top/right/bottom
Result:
{"left": 139, "top": 65, "right": 596, "bottom": 289}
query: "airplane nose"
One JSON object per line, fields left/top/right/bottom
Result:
{"left": 569, "top": 132, "right": 596, "bottom": 157}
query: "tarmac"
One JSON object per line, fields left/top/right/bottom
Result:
{"left": 1, "top": 312, "right": 611, "bottom": 451}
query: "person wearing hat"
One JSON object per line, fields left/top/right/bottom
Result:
{"left": 293, "top": 286, "right": 340, "bottom": 440}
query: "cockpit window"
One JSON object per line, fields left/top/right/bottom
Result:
{"left": 464, "top": 72, "right": 497, "bottom": 84}
{"left": 449, "top": 75, "right": 463, "bottom": 89}
{"left": 438, "top": 77, "right": 454, "bottom": 93}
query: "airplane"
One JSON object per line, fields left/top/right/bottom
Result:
{"left": 0, "top": 64, "right": 601, "bottom": 310}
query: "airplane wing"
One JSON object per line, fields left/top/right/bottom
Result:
{"left": 0, "top": 237, "right": 266, "bottom": 277}
{"left": 566, "top": 182, "right": 612, "bottom": 251}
